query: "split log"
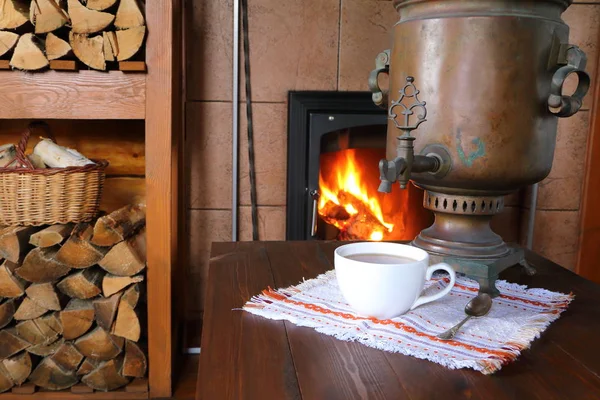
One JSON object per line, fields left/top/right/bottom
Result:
{"left": 0, "top": 364, "right": 12, "bottom": 393}
{"left": 33, "top": 138, "right": 95, "bottom": 168}
{"left": 0, "top": 31, "right": 19, "bottom": 57}
{"left": 70, "top": 31, "right": 105, "bottom": 70}
{"left": 0, "top": 328, "right": 30, "bottom": 359}
{"left": 0, "top": 261, "right": 26, "bottom": 298}
{"left": 102, "top": 30, "right": 115, "bottom": 61}
{"left": 2, "top": 352, "right": 31, "bottom": 386}
{"left": 9, "top": 33, "right": 48, "bottom": 71}
{"left": 14, "top": 297, "right": 48, "bottom": 320}
{"left": 121, "top": 283, "right": 141, "bottom": 308}
{"left": 112, "top": 299, "right": 140, "bottom": 342}
{"left": 122, "top": 340, "right": 146, "bottom": 377}
{"left": 45, "top": 32, "right": 72, "bottom": 60}
{"left": 29, "top": 0, "right": 68, "bottom": 34}
{"left": 30, "top": 225, "right": 73, "bottom": 248}
{"left": 57, "top": 267, "right": 103, "bottom": 299}
{"left": 112, "top": 333, "right": 124, "bottom": 349}
{"left": 52, "top": 342, "right": 84, "bottom": 372}
{"left": 27, "top": 337, "right": 63, "bottom": 357}
{"left": 0, "top": 0, "right": 29, "bottom": 30}
{"left": 93, "top": 292, "right": 121, "bottom": 331}
{"left": 16, "top": 247, "right": 71, "bottom": 283}
{"left": 56, "top": 223, "right": 107, "bottom": 269}
{"left": 0, "top": 144, "right": 16, "bottom": 167}
{"left": 40, "top": 311, "right": 62, "bottom": 335}
{"left": 27, "top": 154, "right": 46, "bottom": 169}
{"left": 92, "top": 204, "right": 146, "bottom": 247}
{"left": 74, "top": 327, "right": 123, "bottom": 361}
{"left": 0, "top": 299, "right": 17, "bottom": 329}
{"left": 28, "top": 357, "right": 78, "bottom": 390}
{"left": 26, "top": 283, "right": 63, "bottom": 311}
{"left": 99, "top": 227, "right": 146, "bottom": 276}
{"left": 102, "top": 274, "right": 143, "bottom": 298}
{"left": 0, "top": 226, "right": 38, "bottom": 264}
{"left": 85, "top": 0, "right": 117, "bottom": 11}
{"left": 68, "top": 0, "right": 114, "bottom": 33}
{"left": 115, "top": 26, "right": 145, "bottom": 61}
{"left": 114, "top": 0, "right": 144, "bottom": 29}
{"left": 16, "top": 313, "right": 61, "bottom": 345}
{"left": 16, "top": 319, "right": 58, "bottom": 346}
{"left": 76, "top": 358, "right": 98, "bottom": 375}
{"left": 60, "top": 299, "right": 94, "bottom": 340}
{"left": 82, "top": 357, "right": 130, "bottom": 391}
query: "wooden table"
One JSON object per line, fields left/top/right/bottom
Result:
{"left": 196, "top": 241, "right": 600, "bottom": 399}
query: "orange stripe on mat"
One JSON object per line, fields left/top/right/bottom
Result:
{"left": 260, "top": 289, "right": 514, "bottom": 361}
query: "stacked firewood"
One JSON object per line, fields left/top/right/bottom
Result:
{"left": 0, "top": 0, "right": 146, "bottom": 71}
{"left": 0, "top": 204, "right": 147, "bottom": 392}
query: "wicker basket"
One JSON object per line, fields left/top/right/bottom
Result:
{"left": 0, "top": 125, "right": 108, "bottom": 226}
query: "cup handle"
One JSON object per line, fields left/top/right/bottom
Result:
{"left": 410, "top": 263, "right": 456, "bottom": 310}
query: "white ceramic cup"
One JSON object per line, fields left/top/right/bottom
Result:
{"left": 334, "top": 242, "right": 456, "bottom": 319}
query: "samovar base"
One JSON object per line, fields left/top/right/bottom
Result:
{"left": 411, "top": 190, "right": 535, "bottom": 296}
{"left": 419, "top": 245, "right": 535, "bottom": 297}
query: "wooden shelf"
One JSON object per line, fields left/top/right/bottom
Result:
{"left": 0, "top": 71, "right": 145, "bottom": 120}
{"left": 0, "top": 2, "right": 182, "bottom": 398}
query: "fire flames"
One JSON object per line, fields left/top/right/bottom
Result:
{"left": 318, "top": 148, "right": 431, "bottom": 241}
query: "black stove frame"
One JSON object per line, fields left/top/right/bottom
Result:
{"left": 286, "top": 91, "right": 387, "bottom": 240}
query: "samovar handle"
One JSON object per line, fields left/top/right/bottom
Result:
{"left": 368, "top": 50, "right": 390, "bottom": 108}
{"left": 548, "top": 45, "right": 590, "bottom": 118}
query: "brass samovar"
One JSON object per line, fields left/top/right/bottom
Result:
{"left": 370, "top": 0, "right": 589, "bottom": 295}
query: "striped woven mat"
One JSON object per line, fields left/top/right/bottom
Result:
{"left": 243, "top": 270, "right": 573, "bottom": 374}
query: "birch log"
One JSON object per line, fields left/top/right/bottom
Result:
{"left": 45, "top": 32, "right": 72, "bottom": 61}
{"left": 68, "top": 0, "right": 114, "bottom": 34}
{"left": 70, "top": 32, "right": 106, "bottom": 71}
{"left": 29, "top": 0, "right": 68, "bottom": 34}
{"left": 85, "top": 0, "right": 117, "bottom": 11}
{"left": 0, "top": 144, "right": 16, "bottom": 168}
{"left": 114, "top": 26, "right": 145, "bottom": 61}
{"left": 0, "top": 0, "right": 30, "bottom": 30}
{"left": 29, "top": 224, "right": 74, "bottom": 248}
{"left": 0, "top": 32, "right": 19, "bottom": 57}
{"left": 10, "top": 33, "right": 48, "bottom": 71}
{"left": 33, "top": 139, "right": 94, "bottom": 168}
{"left": 114, "top": 0, "right": 144, "bottom": 29}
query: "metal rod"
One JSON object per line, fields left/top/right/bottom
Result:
{"left": 241, "top": 0, "right": 259, "bottom": 240}
{"left": 232, "top": 0, "right": 240, "bottom": 241}
{"left": 526, "top": 183, "right": 539, "bottom": 250}
{"left": 183, "top": 347, "right": 201, "bottom": 355}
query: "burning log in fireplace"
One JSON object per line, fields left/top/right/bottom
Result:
{"left": 0, "top": 204, "right": 147, "bottom": 393}
{"left": 317, "top": 149, "right": 404, "bottom": 241}
{"left": 319, "top": 190, "right": 392, "bottom": 241}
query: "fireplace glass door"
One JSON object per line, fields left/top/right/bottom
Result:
{"left": 286, "top": 92, "right": 432, "bottom": 241}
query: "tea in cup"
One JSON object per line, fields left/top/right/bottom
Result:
{"left": 334, "top": 242, "right": 456, "bottom": 319}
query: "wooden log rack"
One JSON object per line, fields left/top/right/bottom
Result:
{"left": 0, "top": 1, "right": 184, "bottom": 399}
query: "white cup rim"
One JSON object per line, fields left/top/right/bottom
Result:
{"left": 334, "top": 242, "right": 428, "bottom": 264}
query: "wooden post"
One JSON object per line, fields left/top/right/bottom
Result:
{"left": 577, "top": 26, "right": 600, "bottom": 283}
{"left": 145, "top": 0, "right": 182, "bottom": 397}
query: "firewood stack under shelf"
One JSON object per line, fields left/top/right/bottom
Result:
{"left": 0, "top": 0, "right": 146, "bottom": 72}
{"left": 0, "top": 204, "right": 148, "bottom": 395}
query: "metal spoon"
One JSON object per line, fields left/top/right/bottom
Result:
{"left": 437, "top": 293, "right": 493, "bottom": 340}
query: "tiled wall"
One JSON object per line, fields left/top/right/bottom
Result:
{"left": 528, "top": 3, "right": 600, "bottom": 270}
{"left": 185, "top": 0, "right": 599, "bottom": 317}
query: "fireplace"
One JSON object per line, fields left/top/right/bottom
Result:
{"left": 286, "top": 92, "right": 433, "bottom": 241}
